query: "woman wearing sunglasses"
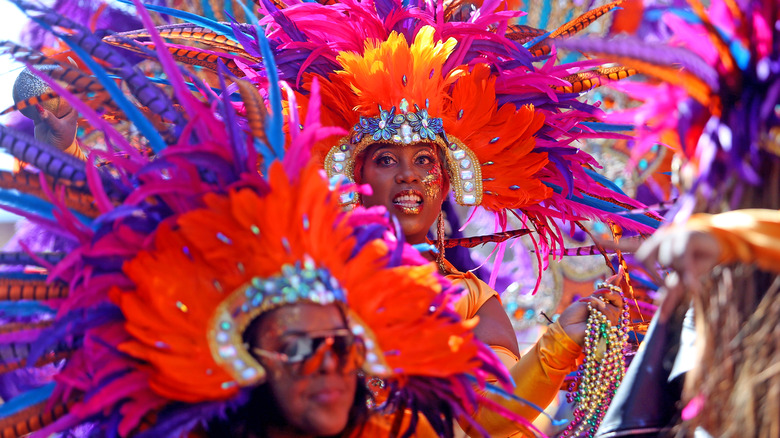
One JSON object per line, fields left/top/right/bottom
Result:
{"left": 0, "top": 16, "right": 514, "bottom": 434}
{"left": 246, "top": 8, "right": 656, "bottom": 434}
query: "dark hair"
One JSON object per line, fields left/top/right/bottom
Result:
{"left": 206, "top": 306, "right": 371, "bottom": 438}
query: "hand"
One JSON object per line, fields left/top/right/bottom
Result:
{"left": 636, "top": 225, "right": 721, "bottom": 292}
{"left": 558, "top": 270, "right": 626, "bottom": 347}
{"left": 31, "top": 104, "right": 79, "bottom": 152}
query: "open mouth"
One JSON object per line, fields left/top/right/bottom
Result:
{"left": 392, "top": 190, "right": 423, "bottom": 214}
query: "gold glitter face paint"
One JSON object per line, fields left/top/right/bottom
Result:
{"left": 397, "top": 205, "right": 422, "bottom": 214}
{"left": 422, "top": 162, "right": 443, "bottom": 201}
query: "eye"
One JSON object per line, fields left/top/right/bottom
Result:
{"left": 414, "top": 153, "right": 434, "bottom": 166}
{"left": 375, "top": 154, "right": 396, "bottom": 167}
{"left": 278, "top": 337, "right": 308, "bottom": 360}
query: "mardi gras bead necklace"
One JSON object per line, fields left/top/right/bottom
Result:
{"left": 563, "top": 283, "right": 629, "bottom": 438}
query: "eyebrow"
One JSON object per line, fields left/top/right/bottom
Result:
{"left": 280, "top": 327, "right": 348, "bottom": 337}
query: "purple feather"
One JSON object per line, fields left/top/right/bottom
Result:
{"left": 558, "top": 36, "right": 720, "bottom": 92}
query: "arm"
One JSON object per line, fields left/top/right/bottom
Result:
{"left": 463, "top": 322, "right": 581, "bottom": 438}
{"left": 473, "top": 296, "right": 520, "bottom": 359}
{"left": 462, "top": 282, "right": 625, "bottom": 437}
{"left": 636, "top": 209, "right": 780, "bottom": 283}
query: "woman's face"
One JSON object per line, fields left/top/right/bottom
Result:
{"left": 252, "top": 303, "right": 358, "bottom": 437}
{"left": 359, "top": 143, "right": 449, "bottom": 244}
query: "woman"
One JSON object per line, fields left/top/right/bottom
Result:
{"left": 221, "top": 0, "right": 657, "bottom": 432}
{"left": 0, "top": 8, "right": 512, "bottom": 437}
{"left": 260, "top": 14, "right": 648, "bottom": 435}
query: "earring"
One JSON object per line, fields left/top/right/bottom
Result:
{"left": 436, "top": 212, "right": 446, "bottom": 272}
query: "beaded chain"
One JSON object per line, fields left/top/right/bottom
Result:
{"left": 562, "top": 283, "right": 630, "bottom": 438}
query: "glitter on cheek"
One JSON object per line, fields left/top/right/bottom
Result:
{"left": 422, "top": 164, "right": 443, "bottom": 200}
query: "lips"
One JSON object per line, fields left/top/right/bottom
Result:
{"left": 310, "top": 386, "right": 346, "bottom": 404}
{"left": 392, "top": 189, "right": 423, "bottom": 214}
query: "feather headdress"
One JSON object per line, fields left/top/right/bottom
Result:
{"left": 106, "top": 0, "right": 662, "bottom": 272}
{"left": 559, "top": 0, "right": 780, "bottom": 215}
{"left": 0, "top": 2, "right": 513, "bottom": 437}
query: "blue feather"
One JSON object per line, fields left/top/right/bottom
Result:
{"left": 544, "top": 182, "right": 661, "bottom": 229}
{"left": 0, "top": 301, "right": 56, "bottom": 318}
{"left": 0, "top": 272, "right": 49, "bottom": 280}
{"left": 523, "top": 31, "right": 551, "bottom": 50}
{"left": 0, "top": 382, "right": 56, "bottom": 419}
{"left": 0, "top": 189, "right": 94, "bottom": 228}
{"left": 463, "top": 375, "right": 569, "bottom": 426}
{"left": 584, "top": 168, "right": 628, "bottom": 196}
{"left": 115, "top": 0, "right": 236, "bottom": 39}
{"left": 200, "top": 0, "right": 216, "bottom": 20}
{"left": 238, "top": 0, "right": 285, "bottom": 171}
{"left": 579, "top": 121, "right": 634, "bottom": 132}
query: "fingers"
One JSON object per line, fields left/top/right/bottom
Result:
{"left": 581, "top": 291, "right": 625, "bottom": 326}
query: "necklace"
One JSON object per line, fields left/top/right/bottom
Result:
{"left": 562, "top": 283, "right": 629, "bottom": 437}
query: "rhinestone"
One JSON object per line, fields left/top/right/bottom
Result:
{"left": 216, "top": 232, "right": 231, "bottom": 244}
{"left": 392, "top": 134, "right": 402, "bottom": 142}
{"left": 332, "top": 163, "right": 344, "bottom": 172}
{"left": 412, "top": 134, "right": 421, "bottom": 142}
{"left": 399, "top": 98, "right": 409, "bottom": 113}
{"left": 233, "top": 359, "right": 246, "bottom": 370}
{"left": 462, "top": 194, "right": 476, "bottom": 204}
{"left": 176, "top": 301, "right": 188, "bottom": 313}
{"left": 367, "top": 352, "right": 378, "bottom": 363}
{"left": 453, "top": 150, "right": 465, "bottom": 160}
{"left": 333, "top": 152, "right": 346, "bottom": 162}
{"left": 464, "top": 181, "right": 474, "bottom": 192}
{"left": 352, "top": 325, "right": 365, "bottom": 335}
{"left": 241, "top": 368, "right": 258, "bottom": 380}
{"left": 220, "top": 321, "right": 232, "bottom": 330}
{"left": 216, "top": 332, "right": 229, "bottom": 343}
{"left": 340, "top": 192, "right": 355, "bottom": 203}
{"left": 340, "top": 144, "right": 349, "bottom": 151}
{"left": 218, "top": 345, "right": 237, "bottom": 358}
{"left": 221, "top": 381, "right": 237, "bottom": 390}
{"left": 370, "top": 364, "right": 386, "bottom": 374}
{"left": 461, "top": 170, "right": 473, "bottom": 180}
{"left": 460, "top": 159, "right": 471, "bottom": 169}
{"left": 510, "top": 185, "right": 521, "bottom": 190}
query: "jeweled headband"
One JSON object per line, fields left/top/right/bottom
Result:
{"left": 325, "top": 98, "right": 483, "bottom": 207}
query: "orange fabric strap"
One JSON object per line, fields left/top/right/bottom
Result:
{"left": 686, "top": 209, "right": 780, "bottom": 273}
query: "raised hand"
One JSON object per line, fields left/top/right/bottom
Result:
{"left": 558, "top": 269, "right": 627, "bottom": 347}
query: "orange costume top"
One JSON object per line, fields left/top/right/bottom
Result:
{"left": 447, "top": 263, "right": 583, "bottom": 437}
{"left": 686, "top": 209, "right": 780, "bottom": 273}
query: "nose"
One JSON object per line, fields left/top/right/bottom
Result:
{"left": 394, "top": 159, "right": 420, "bottom": 184}
{"left": 317, "top": 343, "right": 340, "bottom": 375}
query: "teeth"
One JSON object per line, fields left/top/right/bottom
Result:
{"left": 393, "top": 194, "right": 422, "bottom": 204}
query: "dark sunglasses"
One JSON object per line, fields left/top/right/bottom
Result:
{"left": 253, "top": 328, "right": 366, "bottom": 375}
